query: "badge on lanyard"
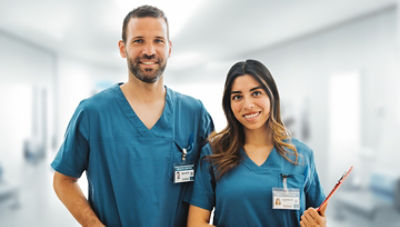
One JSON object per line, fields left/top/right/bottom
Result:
{"left": 173, "top": 135, "right": 195, "bottom": 183}
{"left": 174, "top": 162, "right": 195, "bottom": 183}
{"left": 272, "top": 174, "right": 300, "bottom": 210}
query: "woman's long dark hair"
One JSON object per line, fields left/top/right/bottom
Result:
{"left": 206, "top": 59, "right": 298, "bottom": 180}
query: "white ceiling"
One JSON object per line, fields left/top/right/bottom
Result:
{"left": 0, "top": 0, "right": 397, "bottom": 70}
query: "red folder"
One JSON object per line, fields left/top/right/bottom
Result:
{"left": 317, "top": 165, "right": 354, "bottom": 212}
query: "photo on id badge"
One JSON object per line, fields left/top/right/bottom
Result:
{"left": 174, "top": 164, "right": 194, "bottom": 183}
{"left": 272, "top": 188, "right": 300, "bottom": 210}
{"left": 272, "top": 174, "right": 300, "bottom": 210}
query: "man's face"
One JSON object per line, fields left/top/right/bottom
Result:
{"left": 119, "top": 17, "right": 171, "bottom": 83}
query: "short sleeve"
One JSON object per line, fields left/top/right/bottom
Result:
{"left": 190, "top": 144, "right": 216, "bottom": 211}
{"left": 304, "top": 150, "right": 325, "bottom": 208}
{"left": 199, "top": 101, "right": 214, "bottom": 145}
{"left": 51, "top": 102, "right": 90, "bottom": 178}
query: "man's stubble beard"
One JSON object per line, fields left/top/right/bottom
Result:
{"left": 127, "top": 55, "right": 167, "bottom": 83}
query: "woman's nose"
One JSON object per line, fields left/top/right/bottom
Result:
{"left": 243, "top": 97, "right": 255, "bottom": 110}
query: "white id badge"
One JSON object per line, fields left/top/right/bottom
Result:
{"left": 173, "top": 164, "right": 195, "bottom": 183}
{"left": 272, "top": 188, "right": 300, "bottom": 210}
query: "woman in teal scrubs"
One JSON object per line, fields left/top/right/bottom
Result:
{"left": 188, "top": 60, "right": 327, "bottom": 227}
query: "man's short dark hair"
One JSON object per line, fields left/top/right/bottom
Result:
{"left": 122, "top": 5, "right": 169, "bottom": 43}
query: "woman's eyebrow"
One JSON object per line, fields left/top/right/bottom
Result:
{"left": 250, "top": 86, "right": 263, "bottom": 91}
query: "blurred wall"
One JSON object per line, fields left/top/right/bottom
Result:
{"left": 0, "top": 31, "right": 54, "bottom": 182}
{"left": 0, "top": 30, "right": 125, "bottom": 183}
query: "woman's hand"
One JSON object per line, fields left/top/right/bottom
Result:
{"left": 300, "top": 203, "right": 327, "bottom": 227}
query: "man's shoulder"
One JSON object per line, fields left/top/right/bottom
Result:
{"left": 79, "top": 84, "right": 119, "bottom": 112}
{"left": 168, "top": 87, "right": 205, "bottom": 112}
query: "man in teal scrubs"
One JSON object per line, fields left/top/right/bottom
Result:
{"left": 51, "top": 5, "right": 213, "bottom": 227}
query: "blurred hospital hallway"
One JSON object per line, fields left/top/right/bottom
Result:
{"left": 1, "top": 0, "right": 400, "bottom": 226}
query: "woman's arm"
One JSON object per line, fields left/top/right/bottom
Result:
{"left": 187, "top": 205, "right": 215, "bottom": 227}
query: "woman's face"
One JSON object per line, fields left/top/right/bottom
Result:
{"left": 230, "top": 74, "right": 271, "bottom": 132}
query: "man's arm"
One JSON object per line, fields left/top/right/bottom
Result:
{"left": 53, "top": 171, "right": 105, "bottom": 227}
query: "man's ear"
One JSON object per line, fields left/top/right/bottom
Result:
{"left": 118, "top": 40, "right": 127, "bottom": 58}
{"left": 168, "top": 40, "right": 172, "bottom": 57}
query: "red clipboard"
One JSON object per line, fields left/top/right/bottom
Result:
{"left": 317, "top": 165, "right": 353, "bottom": 212}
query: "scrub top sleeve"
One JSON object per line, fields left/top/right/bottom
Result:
{"left": 190, "top": 145, "right": 215, "bottom": 211}
{"left": 51, "top": 103, "right": 90, "bottom": 178}
{"left": 304, "top": 150, "right": 325, "bottom": 208}
{"left": 199, "top": 101, "right": 215, "bottom": 144}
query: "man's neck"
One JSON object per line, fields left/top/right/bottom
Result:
{"left": 121, "top": 75, "right": 166, "bottom": 103}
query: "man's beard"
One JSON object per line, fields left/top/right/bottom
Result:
{"left": 127, "top": 54, "right": 167, "bottom": 83}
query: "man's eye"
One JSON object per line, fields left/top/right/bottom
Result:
{"left": 133, "top": 39, "right": 143, "bottom": 44}
{"left": 155, "top": 39, "right": 164, "bottom": 43}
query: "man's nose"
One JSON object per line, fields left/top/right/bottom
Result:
{"left": 142, "top": 43, "right": 156, "bottom": 56}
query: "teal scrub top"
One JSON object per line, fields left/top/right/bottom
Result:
{"left": 190, "top": 139, "right": 325, "bottom": 227}
{"left": 51, "top": 83, "right": 214, "bottom": 227}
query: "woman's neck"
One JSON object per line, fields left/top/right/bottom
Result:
{"left": 244, "top": 125, "right": 273, "bottom": 148}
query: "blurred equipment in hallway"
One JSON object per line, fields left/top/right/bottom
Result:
{"left": 23, "top": 86, "right": 47, "bottom": 164}
{"left": 333, "top": 170, "right": 400, "bottom": 225}
{"left": 0, "top": 162, "right": 20, "bottom": 210}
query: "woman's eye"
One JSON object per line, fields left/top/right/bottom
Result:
{"left": 252, "top": 91, "right": 262, "bottom": 96}
{"left": 232, "top": 95, "right": 242, "bottom": 100}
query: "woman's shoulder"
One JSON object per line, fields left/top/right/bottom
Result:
{"left": 288, "top": 138, "right": 314, "bottom": 159}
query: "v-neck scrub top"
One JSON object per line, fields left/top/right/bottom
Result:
{"left": 51, "top": 83, "right": 214, "bottom": 227}
{"left": 190, "top": 139, "right": 325, "bottom": 227}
